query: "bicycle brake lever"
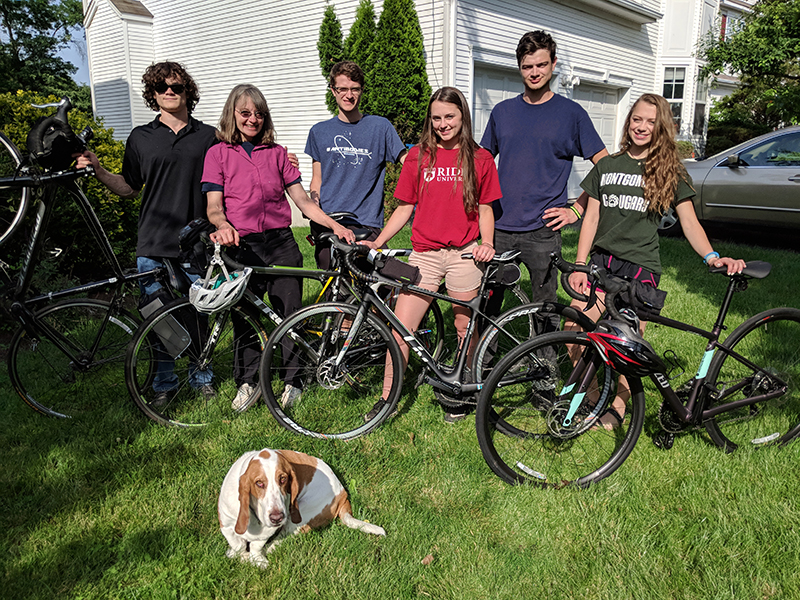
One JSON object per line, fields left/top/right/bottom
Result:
{"left": 584, "top": 280, "right": 599, "bottom": 312}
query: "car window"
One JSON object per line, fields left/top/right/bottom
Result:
{"left": 738, "top": 132, "right": 800, "bottom": 167}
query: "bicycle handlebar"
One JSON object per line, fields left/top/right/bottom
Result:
{"left": 25, "top": 97, "right": 93, "bottom": 171}
{"left": 551, "top": 253, "right": 629, "bottom": 320}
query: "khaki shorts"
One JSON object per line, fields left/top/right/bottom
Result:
{"left": 409, "top": 241, "right": 481, "bottom": 293}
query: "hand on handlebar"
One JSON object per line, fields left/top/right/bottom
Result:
{"left": 211, "top": 225, "right": 240, "bottom": 247}
{"left": 358, "top": 239, "right": 378, "bottom": 250}
{"left": 568, "top": 270, "right": 590, "bottom": 295}
{"left": 711, "top": 256, "right": 746, "bottom": 275}
{"left": 73, "top": 150, "right": 99, "bottom": 171}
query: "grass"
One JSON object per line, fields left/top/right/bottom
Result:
{"left": 2, "top": 226, "right": 800, "bottom": 599}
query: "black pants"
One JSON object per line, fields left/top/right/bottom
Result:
{"left": 232, "top": 228, "right": 303, "bottom": 385}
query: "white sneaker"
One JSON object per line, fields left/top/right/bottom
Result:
{"left": 232, "top": 383, "right": 255, "bottom": 410}
{"left": 280, "top": 384, "right": 302, "bottom": 409}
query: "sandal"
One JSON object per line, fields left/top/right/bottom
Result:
{"left": 595, "top": 406, "right": 624, "bottom": 431}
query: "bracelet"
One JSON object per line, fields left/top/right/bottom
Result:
{"left": 482, "top": 243, "right": 494, "bottom": 248}
{"left": 569, "top": 205, "right": 582, "bottom": 219}
{"left": 703, "top": 251, "right": 720, "bottom": 265}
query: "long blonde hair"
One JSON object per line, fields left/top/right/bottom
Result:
{"left": 617, "top": 93, "right": 693, "bottom": 215}
{"left": 417, "top": 87, "right": 479, "bottom": 215}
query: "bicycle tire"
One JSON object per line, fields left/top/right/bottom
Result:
{"left": 704, "top": 307, "right": 800, "bottom": 451}
{"left": 8, "top": 298, "right": 139, "bottom": 418}
{"left": 475, "top": 331, "right": 645, "bottom": 487}
{"left": 125, "top": 297, "right": 268, "bottom": 427}
{"left": 259, "top": 302, "right": 404, "bottom": 440}
{"left": 0, "top": 131, "right": 32, "bottom": 246}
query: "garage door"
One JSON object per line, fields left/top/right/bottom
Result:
{"left": 473, "top": 65, "right": 619, "bottom": 198}
{"left": 570, "top": 83, "right": 619, "bottom": 192}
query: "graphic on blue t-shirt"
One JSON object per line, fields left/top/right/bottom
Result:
{"left": 329, "top": 134, "right": 373, "bottom": 164}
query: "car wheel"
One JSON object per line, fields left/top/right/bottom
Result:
{"left": 658, "top": 207, "right": 681, "bottom": 236}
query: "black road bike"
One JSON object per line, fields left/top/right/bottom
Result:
{"left": 476, "top": 254, "right": 800, "bottom": 487}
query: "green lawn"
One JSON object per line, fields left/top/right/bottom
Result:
{"left": 2, "top": 226, "right": 799, "bottom": 600}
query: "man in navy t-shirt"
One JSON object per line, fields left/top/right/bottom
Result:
{"left": 305, "top": 61, "right": 407, "bottom": 268}
{"left": 480, "top": 31, "right": 608, "bottom": 332}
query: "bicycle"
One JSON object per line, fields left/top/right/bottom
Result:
{"left": 123, "top": 228, "right": 447, "bottom": 427}
{"left": 475, "top": 254, "right": 800, "bottom": 487}
{"left": 0, "top": 97, "right": 180, "bottom": 419}
{"left": 258, "top": 238, "right": 593, "bottom": 440}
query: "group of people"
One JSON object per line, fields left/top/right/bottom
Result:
{"left": 77, "top": 29, "right": 744, "bottom": 425}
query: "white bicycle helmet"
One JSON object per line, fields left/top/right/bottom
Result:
{"left": 189, "top": 242, "right": 252, "bottom": 314}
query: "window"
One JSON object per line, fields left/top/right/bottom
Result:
{"left": 693, "top": 70, "right": 708, "bottom": 136}
{"left": 663, "top": 67, "right": 685, "bottom": 130}
{"left": 738, "top": 133, "right": 800, "bottom": 167}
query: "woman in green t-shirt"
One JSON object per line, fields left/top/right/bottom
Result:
{"left": 569, "top": 93, "right": 746, "bottom": 429}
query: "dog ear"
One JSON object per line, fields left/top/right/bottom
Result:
{"left": 235, "top": 470, "right": 252, "bottom": 535}
{"left": 288, "top": 462, "right": 302, "bottom": 524}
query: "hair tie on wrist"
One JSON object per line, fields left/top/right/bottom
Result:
{"left": 569, "top": 205, "right": 582, "bottom": 219}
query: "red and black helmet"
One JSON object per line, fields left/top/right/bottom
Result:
{"left": 587, "top": 319, "right": 667, "bottom": 378}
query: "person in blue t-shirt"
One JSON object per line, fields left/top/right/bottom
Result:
{"left": 305, "top": 61, "right": 407, "bottom": 268}
{"left": 480, "top": 31, "right": 608, "bottom": 334}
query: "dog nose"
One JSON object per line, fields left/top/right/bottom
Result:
{"left": 269, "top": 510, "right": 285, "bottom": 525}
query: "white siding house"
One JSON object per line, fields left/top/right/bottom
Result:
{"left": 82, "top": 0, "right": 735, "bottom": 206}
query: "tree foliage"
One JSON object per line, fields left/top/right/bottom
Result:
{"left": 701, "top": 0, "right": 800, "bottom": 126}
{"left": 366, "top": 0, "right": 431, "bottom": 143}
{"left": 317, "top": 3, "right": 344, "bottom": 114}
{"left": 0, "top": 90, "right": 134, "bottom": 286}
{"left": 343, "top": 0, "right": 377, "bottom": 112}
{"left": 0, "top": 0, "right": 90, "bottom": 111}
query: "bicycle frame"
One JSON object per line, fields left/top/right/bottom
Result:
{"left": 337, "top": 264, "right": 533, "bottom": 399}
{"left": 583, "top": 271, "right": 790, "bottom": 426}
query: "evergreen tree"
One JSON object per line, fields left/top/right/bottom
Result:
{"left": 317, "top": 3, "right": 344, "bottom": 114}
{"left": 366, "top": 0, "right": 430, "bottom": 143}
{"left": 343, "top": 0, "right": 376, "bottom": 113}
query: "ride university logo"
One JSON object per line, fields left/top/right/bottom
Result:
{"left": 423, "top": 166, "right": 462, "bottom": 183}
{"left": 599, "top": 171, "right": 647, "bottom": 213}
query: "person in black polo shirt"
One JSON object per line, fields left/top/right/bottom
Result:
{"left": 76, "top": 61, "right": 217, "bottom": 404}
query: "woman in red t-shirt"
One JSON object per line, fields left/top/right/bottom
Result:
{"left": 362, "top": 87, "right": 502, "bottom": 423}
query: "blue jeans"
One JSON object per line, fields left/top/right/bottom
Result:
{"left": 137, "top": 256, "right": 212, "bottom": 392}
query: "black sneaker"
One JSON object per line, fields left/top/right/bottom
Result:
{"left": 364, "top": 398, "right": 397, "bottom": 422}
{"left": 151, "top": 391, "right": 171, "bottom": 408}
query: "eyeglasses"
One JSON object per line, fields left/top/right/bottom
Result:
{"left": 154, "top": 82, "right": 186, "bottom": 94}
{"left": 331, "top": 86, "right": 363, "bottom": 95}
{"left": 236, "top": 109, "right": 267, "bottom": 120}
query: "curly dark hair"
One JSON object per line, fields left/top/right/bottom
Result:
{"left": 141, "top": 61, "right": 200, "bottom": 114}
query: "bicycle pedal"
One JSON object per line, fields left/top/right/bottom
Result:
{"left": 653, "top": 430, "right": 675, "bottom": 450}
{"left": 414, "top": 370, "right": 426, "bottom": 389}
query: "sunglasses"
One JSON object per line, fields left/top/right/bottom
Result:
{"left": 236, "top": 110, "right": 267, "bottom": 120}
{"left": 154, "top": 82, "right": 186, "bottom": 94}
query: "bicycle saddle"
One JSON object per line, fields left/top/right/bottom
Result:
{"left": 708, "top": 260, "right": 771, "bottom": 279}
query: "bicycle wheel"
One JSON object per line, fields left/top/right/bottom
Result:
{"left": 8, "top": 299, "right": 139, "bottom": 418}
{"left": 125, "top": 297, "right": 268, "bottom": 427}
{"left": 0, "top": 131, "right": 32, "bottom": 245}
{"left": 259, "top": 302, "right": 404, "bottom": 440}
{"left": 472, "top": 301, "right": 592, "bottom": 384}
{"left": 476, "top": 331, "right": 645, "bottom": 487}
{"left": 704, "top": 307, "right": 800, "bottom": 451}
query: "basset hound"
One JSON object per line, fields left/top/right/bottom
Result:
{"left": 218, "top": 448, "right": 385, "bottom": 567}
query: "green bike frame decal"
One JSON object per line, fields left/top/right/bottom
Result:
{"left": 695, "top": 349, "right": 715, "bottom": 379}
